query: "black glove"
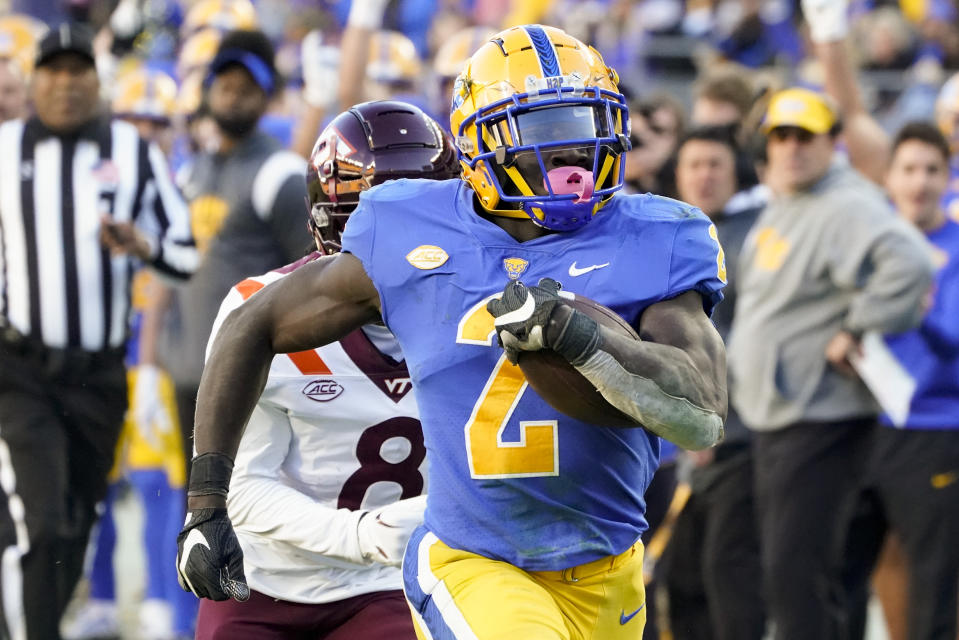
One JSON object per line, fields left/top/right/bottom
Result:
{"left": 176, "top": 508, "right": 250, "bottom": 602}
{"left": 487, "top": 278, "right": 564, "bottom": 364}
{"left": 486, "top": 278, "right": 601, "bottom": 365}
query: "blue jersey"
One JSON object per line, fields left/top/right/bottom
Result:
{"left": 342, "top": 179, "right": 725, "bottom": 570}
{"left": 943, "top": 160, "right": 959, "bottom": 221}
{"left": 882, "top": 219, "right": 959, "bottom": 430}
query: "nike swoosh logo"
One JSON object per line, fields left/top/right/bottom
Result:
{"left": 178, "top": 528, "right": 210, "bottom": 593}
{"left": 494, "top": 292, "right": 536, "bottom": 326}
{"left": 620, "top": 603, "right": 646, "bottom": 625}
{"left": 569, "top": 261, "right": 610, "bottom": 277}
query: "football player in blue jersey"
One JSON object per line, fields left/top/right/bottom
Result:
{"left": 177, "top": 25, "right": 727, "bottom": 639}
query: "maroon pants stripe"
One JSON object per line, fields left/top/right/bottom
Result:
{"left": 195, "top": 588, "right": 417, "bottom": 640}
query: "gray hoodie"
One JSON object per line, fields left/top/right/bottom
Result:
{"left": 727, "top": 161, "right": 934, "bottom": 431}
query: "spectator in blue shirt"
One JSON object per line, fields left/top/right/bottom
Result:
{"left": 837, "top": 121, "right": 959, "bottom": 640}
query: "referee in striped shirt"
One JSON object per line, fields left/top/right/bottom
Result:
{"left": 0, "top": 24, "right": 197, "bottom": 639}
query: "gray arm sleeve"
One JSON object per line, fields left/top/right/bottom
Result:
{"left": 830, "top": 217, "right": 934, "bottom": 335}
{"left": 269, "top": 175, "right": 312, "bottom": 263}
{"left": 252, "top": 151, "right": 311, "bottom": 263}
{"left": 574, "top": 350, "right": 724, "bottom": 450}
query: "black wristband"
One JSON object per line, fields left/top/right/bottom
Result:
{"left": 549, "top": 305, "right": 601, "bottom": 366}
{"left": 188, "top": 452, "right": 235, "bottom": 498}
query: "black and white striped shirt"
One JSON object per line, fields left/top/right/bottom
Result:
{"left": 0, "top": 115, "right": 198, "bottom": 351}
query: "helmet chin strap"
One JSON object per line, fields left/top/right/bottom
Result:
{"left": 544, "top": 167, "right": 594, "bottom": 203}
{"left": 497, "top": 161, "right": 603, "bottom": 230}
{"left": 523, "top": 167, "right": 600, "bottom": 231}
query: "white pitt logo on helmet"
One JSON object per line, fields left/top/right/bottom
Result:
{"left": 525, "top": 71, "right": 585, "bottom": 94}
{"left": 406, "top": 245, "right": 450, "bottom": 270}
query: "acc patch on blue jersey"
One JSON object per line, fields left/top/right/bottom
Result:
{"left": 406, "top": 245, "right": 450, "bottom": 270}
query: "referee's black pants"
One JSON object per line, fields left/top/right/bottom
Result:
{"left": 752, "top": 417, "right": 877, "bottom": 640}
{"left": 0, "top": 338, "right": 126, "bottom": 640}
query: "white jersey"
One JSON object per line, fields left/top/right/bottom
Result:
{"left": 207, "top": 254, "right": 426, "bottom": 604}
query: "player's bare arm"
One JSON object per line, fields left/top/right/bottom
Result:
{"left": 178, "top": 99, "right": 458, "bottom": 606}
{"left": 190, "top": 252, "right": 379, "bottom": 507}
{"left": 571, "top": 290, "right": 727, "bottom": 450}
{"left": 490, "top": 280, "right": 725, "bottom": 451}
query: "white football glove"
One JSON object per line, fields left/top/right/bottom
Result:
{"left": 300, "top": 30, "right": 341, "bottom": 111}
{"left": 356, "top": 495, "right": 427, "bottom": 567}
{"left": 109, "top": 0, "right": 143, "bottom": 39}
{"left": 133, "top": 364, "right": 173, "bottom": 449}
{"left": 346, "top": 0, "right": 391, "bottom": 30}
{"left": 801, "top": 0, "right": 849, "bottom": 43}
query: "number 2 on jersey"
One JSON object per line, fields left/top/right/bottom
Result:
{"left": 708, "top": 223, "right": 727, "bottom": 283}
{"left": 457, "top": 296, "right": 558, "bottom": 479}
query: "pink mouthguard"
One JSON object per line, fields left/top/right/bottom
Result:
{"left": 544, "top": 167, "right": 594, "bottom": 203}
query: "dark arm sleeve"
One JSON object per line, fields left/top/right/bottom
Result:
{"left": 252, "top": 150, "right": 310, "bottom": 264}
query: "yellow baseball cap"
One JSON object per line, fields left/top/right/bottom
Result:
{"left": 761, "top": 87, "right": 837, "bottom": 135}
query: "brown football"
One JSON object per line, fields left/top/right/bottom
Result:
{"left": 517, "top": 295, "right": 641, "bottom": 427}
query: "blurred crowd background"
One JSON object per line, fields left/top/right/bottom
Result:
{"left": 3, "top": 0, "right": 959, "bottom": 161}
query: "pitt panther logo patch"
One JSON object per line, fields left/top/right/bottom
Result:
{"left": 503, "top": 257, "right": 529, "bottom": 280}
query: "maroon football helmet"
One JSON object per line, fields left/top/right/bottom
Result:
{"left": 306, "top": 100, "right": 460, "bottom": 254}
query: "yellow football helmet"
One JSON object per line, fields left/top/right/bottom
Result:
{"left": 433, "top": 26, "right": 498, "bottom": 80}
{"left": 182, "top": 0, "right": 257, "bottom": 36}
{"left": 175, "top": 70, "right": 206, "bottom": 118}
{"left": 112, "top": 67, "right": 178, "bottom": 123}
{"left": 366, "top": 30, "right": 421, "bottom": 87}
{"left": 177, "top": 27, "right": 222, "bottom": 79}
{"left": 0, "top": 14, "right": 46, "bottom": 77}
{"left": 450, "top": 24, "right": 629, "bottom": 231}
